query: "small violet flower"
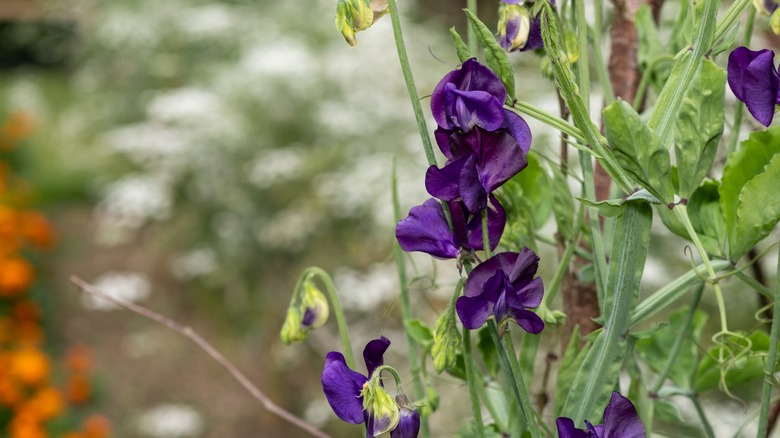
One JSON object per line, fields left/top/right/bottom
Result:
{"left": 322, "top": 337, "right": 418, "bottom": 437}
{"left": 456, "top": 248, "right": 544, "bottom": 334}
{"left": 280, "top": 281, "right": 329, "bottom": 345}
{"left": 392, "top": 394, "right": 421, "bottom": 438}
{"left": 395, "top": 197, "right": 506, "bottom": 260}
{"left": 727, "top": 46, "right": 780, "bottom": 127}
{"left": 754, "top": 0, "right": 779, "bottom": 15}
{"left": 430, "top": 58, "right": 533, "bottom": 146}
{"left": 498, "top": 1, "right": 544, "bottom": 52}
{"left": 428, "top": 127, "right": 528, "bottom": 212}
{"left": 556, "top": 392, "right": 646, "bottom": 438}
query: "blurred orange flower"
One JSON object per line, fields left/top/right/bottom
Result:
{"left": 22, "top": 387, "right": 63, "bottom": 421}
{"left": 20, "top": 212, "right": 54, "bottom": 249}
{"left": 66, "top": 346, "right": 93, "bottom": 373}
{"left": 65, "top": 374, "right": 91, "bottom": 405}
{"left": 0, "top": 258, "right": 34, "bottom": 296}
{"left": 0, "top": 111, "right": 35, "bottom": 151}
{"left": 10, "top": 348, "right": 49, "bottom": 386}
{"left": 82, "top": 414, "right": 111, "bottom": 438}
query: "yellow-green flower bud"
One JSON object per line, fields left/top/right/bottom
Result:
{"left": 431, "top": 307, "right": 461, "bottom": 374}
{"left": 498, "top": 4, "right": 531, "bottom": 52}
{"left": 336, "top": 0, "right": 359, "bottom": 47}
{"left": 301, "top": 281, "right": 329, "bottom": 330}
{"left": 280, "top": 306, "right": 306, "bottom": 345}
{"left": 754, "top": 0, "right": 780, "bottom": 16}
{"left": 335, "top": 0, "right": 390, "bottom": 47}
{"left": 347, "top": 0, "right": 374, "bottom": 31}
{"left": 360, "top": 379, "right": 400, "bottom": 436}
{"left": 772, "top": 8, "right": 780, "bottom": 34}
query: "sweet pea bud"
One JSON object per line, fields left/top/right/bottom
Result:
{"left": 431, "top": 307, "right": 461, "bottom": 374}
{"left": 336, "top": 0, "right": 359, "bottom": 47}
{"left": 300, "top": 281, "right": 329, "bottom": 330}
{"left": 280, "top": 307, "right": 306, "bottom": 345}
{"left": 498, "top": 3, "right": 531, "bottom": 52}
{"left": 360, "top": 378, "right": 400, "bottom": 437}
{"left": 754, "top": 0, "right": 780, "bottom": 15}
{"left": 346, "top": 0, "right": 374, "bottom": 31}
{"left": 772, "top": 8, "right": 780, "bottom": 34}
{"left": 391, "top": 394, "right": 421, "bottom": 438}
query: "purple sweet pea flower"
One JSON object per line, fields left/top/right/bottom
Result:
{"left": 727, "top": 46, "right": 780, "bottom": 126}
{"left": 391, "top": 395, "right": 421, "bottom": 438}
{"left": 430, "top": 58, "right": 534, "bottom": 143}
{"left": 427, "top": 127, "right": 529, "bottom": 212}
{"left": 395, "top": 197, "right": 506, "bottom": 260}
{"left": 456, "top": 248, "right": 545, "bottom": 333}
{"left": 555, "top": 392, "right": 646, "bottom": 438}
{"left": 498, "top": 2, "right": 544, "bottom": 52}
{"left": 322, "top": 337, "right": 399, "bottom": 437}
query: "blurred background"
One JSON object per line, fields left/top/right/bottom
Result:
{"left": 0, "top": 0, "right": 777, "bottom": 436}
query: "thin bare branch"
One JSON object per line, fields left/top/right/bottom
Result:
{"left": 69, "top": 275, "right": 332, "bottom": 438}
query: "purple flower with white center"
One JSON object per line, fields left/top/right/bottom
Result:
{"left": 427, "top": 127, "right": 528, "bottom": 212}
{"left": 322, "top": 337, "right": 404, "bottom": 437}
{"left": 556, "top": 392, "right": 646, "bottom": 438}
{"left": 395, "top": 197, "right": 506, "bottom": 260}
{"left": 727, "top": 46, "right": 780, "bottom": 127}
{"left": 430, "top": 59, "right": 533, "bottom": 143}
{"left": 456, "top": 248, "right": 544, "bottom": 334}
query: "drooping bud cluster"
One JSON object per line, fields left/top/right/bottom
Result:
{"left": 280, "top": 279, "right": 329, "bottom": 345}
{"left": 335, "top": 0, "right": 390, "bottom": 47}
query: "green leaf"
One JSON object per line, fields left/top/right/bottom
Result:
{"left": 457, "top": 420, "right": 502, "bottom": 438}
{"left": 687, "top": 181, "right": 727, "bottom": 257}
{"left": 550, "top": 165, "right": 575, "bottom": 240}
{"left": 464, "top": 9, "right": 516, "bottom": 101}
{"left": 695, "top": 331, "right": 778, "bottom": 392}
{"left": 562, "top": 201, "right": 653, "bottom": 424}
{"left": 449, "top": 27, "right": 472, "bottom": 64}
{"left": 673, "top": 59, "right": 726, "bottom": 198}
{"left": 733, "top": 153, "right": 780, "bottom": 259}
{"left": 477, "top": 326, "right": 500, "bottom": 378}
{"left": 655, "top": 400, "right": 683, "bottom": 422}
{"left": 555, "top": 326, "right": 588, "bottom": 417}
{"left": 403, "top": 319, "right": 433, "bottom": 347}
{"left": 720, "top": 127, "right": 780, "bottom": 259}
{"left": 432, "top": 305, "right": 462, "bottom": 374}
{"left": 636, "top": 306, "right": 707, "bottom": 388}
{"left": 578, "top": 198, "right": 624, "bottom": 218}
{"left": 636, "top": 4, "right": 665, "bottom": 73}
{"left": 503, "top": 152, "right": 551, "bottom": 229}
{"left": 603, "top": 99, "right": 673, "bottom": 203}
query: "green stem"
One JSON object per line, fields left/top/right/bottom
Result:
{"left": 487, "top": 321, "right": 542, "bottom": 438}
{"left": 650, "top": 283, "right": 705, "bottom": 394}
{"left": 391, "top": 159, "right": 430, "bottom": 438}
{"left": 463, "top": 328, "right": 485, "bottom": 438}
{"left": 727, "top": 6, "right": 756, "bottom": 155}
{"left": 467, "top": 0, "right": 478, "bottom": 54}
{"left": 632, "top": 55, "right": 675, "bottom": 111}
{"left": 575, "top": 0, "right": 589, "bottom": 105}
{"left": 506, "top": 103, "right": 588, "bottom": 144}
{"left": 757, "top": 246, "right": 780, "bottom": 437}
{"left": 541, "top": 214, "right": 581, "bottom": 307}
{"left": 714, "top": 0, "right": 752, "bottom": 45}
{"left": 300, "top": 267, "right": 355, "bottom": 368}
{"left": 689, "top": 395, "right": 716, "bottom": 438}
{"left": 591, "top": 0, "right": 614, "bottom": 104}
{"left": 387, "top": 0, "right": 436, "bottom": 167}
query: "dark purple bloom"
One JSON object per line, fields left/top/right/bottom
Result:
{"left": 390, "top": 395, "right": 420, "bottom": 438}
{"left": 395, "top": 197, "right": 506, "bottom": 259}
{"left": 727, "top": 46, "right": 780, "bottom": 126}
{"left": 456, "top": 248, "right": 544, "bottom": 333}
{"left": 556, "top": 392, "right": 646, "bottom": 438}
{"left": 428, "top": 127, "right": 528, "bottom": 212}
{"left": 322, "top": 337, "right": 400, "bottom": 437}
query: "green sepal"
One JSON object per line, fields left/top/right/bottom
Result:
{"left": 449, "top": 27, "right": 473, "bottom": 63}
{"left": 464, "top": 9, "right": 516, "bottom": 102}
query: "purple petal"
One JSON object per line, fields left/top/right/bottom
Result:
{"left": 464, "top": 252, "right": 519, "bottom": 297}
{"left": 521, "top": 17, "right": 544, "bottom": 51}
{"left": 450, "top": 88, "right": 506, "bottom": 131}
{"left": 396, "top": 199, "right": 458, "bottom": 259}
{"left": 508, "top": 306, "right": 545, "bottom": 334}
{"left": 586, "top": 421, "right": 605, "bottom": 437}
{"left": 434, "top": 128, "right": 456, "bottom": 159}
{"left": 390, "top": 407, "right": 420, "bottom": 438}
{"left": 728, "top": 47, "right": 780, "bottom": 126}
{"left": 556, "top": 417, "right": 589, "bottom": 438}
{"left": 366, "top": 411, "right": 398, "bottom": 438}
{"left": 743, "top": 52, "right": 780, "bottom": 126}
{"left": 425, "top": 156, "right": 469, "bottom": 201}
{"left": 602, "top": 392, "right": 646, "bottom": 438}
{"left": 502, "top": 110, "right": 533, "bottom": 153}
{"left": 501, "top": 14, "right": 521, "bottom": 51}
{"left": 363, "top": 336, "right": 391, "bottom": 377}
{"left": 431, "top": 59, "right": 507, "bottom": 130}
{"left": 459, "top": 155, "right": 488, "bottom": 212}
{"left": 473, "top": 129, "right": 528, "bottom": 194}
{"left": 466, "top": 195, "right": 507, "bottom": 251}
{"left": 457, "top": 270, "right": 505, "bottom": 329}
{"left": 508, "top": 247, "right": 541, "bottom": 289}
{"left": 322, "top": 352, "right": 367, "bottom": 424}
{"left": 517, "top": 277, "right": 544, "bottom": 309}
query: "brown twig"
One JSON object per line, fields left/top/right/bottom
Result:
{"left": 69, "top": 275, "right": 332, "bottom": 438}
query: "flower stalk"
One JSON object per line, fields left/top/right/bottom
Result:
{"left": 757, "top": 245, "right": 780, "bottom": 437}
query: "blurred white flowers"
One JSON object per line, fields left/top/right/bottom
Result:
{"left": 81, "top": 271, "right": 151, "bottom": 311}
{"left": 136, "top": 403, "right": 204, "bottom": 438}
